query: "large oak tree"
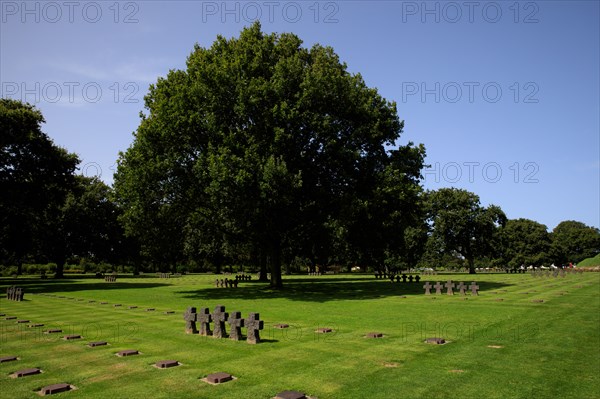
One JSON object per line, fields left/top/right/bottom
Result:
{"left": 114, "top": 23, "right": 425, "bottom": 287}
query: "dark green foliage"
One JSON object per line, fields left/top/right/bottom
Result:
{"left": 113, "top": 23, "right": 425, "bottom": 286}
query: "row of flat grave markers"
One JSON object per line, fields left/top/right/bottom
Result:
{"left": 183, "top": 306, "right": 264, "bottom": 344}
{"left": 215, "top": 278, "right": 239, "bottom": 288}
{"left": 6, "top": 286, "right": 25, "bottom": 301}
{"left": 423, "top": 281, "right": 479, "bottom": 296}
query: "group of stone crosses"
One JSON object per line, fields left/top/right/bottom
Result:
{"left": 423, "top": 280, "right": 479, "bottom": 296}
{"left": 104, "top": 274, "right": 117, "bottom": 282}
{"left": 374, "top": 272, "right": 422, "bottom": 284}
{"left": 531, "top": 268, "right": 581, "bottom": 278}
{"left": 6, "top": 286, "right": 24, "bottom": 301}
{"left": 183, "top": 306, "right": 264, "bottom": 344}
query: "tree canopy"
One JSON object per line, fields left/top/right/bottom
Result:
{"left": 113, "top": 22, "right": 426, "bottom": 286}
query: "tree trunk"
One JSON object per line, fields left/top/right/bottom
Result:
{"left": 468, "top": 257, "right": 476, "bottom": 274}
{"left": 54, "top": 258, "right": 65, "bottom": 278}
{"left": 270, "top": 242, "right": 283, "bottom": 288}
{"left": 259, "top": 250, "right": 268, "bottom": 281}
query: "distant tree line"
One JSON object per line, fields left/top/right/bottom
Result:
{"left": 2, "top": 25, "right": 598, "bottom": 283}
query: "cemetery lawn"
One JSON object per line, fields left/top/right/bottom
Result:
{"left": 1, "top": 273, "right": 599, "bottom": 399}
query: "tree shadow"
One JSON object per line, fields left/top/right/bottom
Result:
{"left": 0, "top": 279, "right": 169, "bottom": 295}
{"left": 178, "top": 278, "right": 514, "bottom": 303}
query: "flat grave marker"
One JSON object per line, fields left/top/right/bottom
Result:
{"left": 39, "top": 383, "right": 73, "bottom": 396}
{"left": 204, "top": 372, "right": 233, "bottom": 384}
{"left": 12, "top": 368, "right": 41, "bottom": 378}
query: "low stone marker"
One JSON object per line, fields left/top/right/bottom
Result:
{"left": 245, "top": 313, "right": 264, "bottom": 344}
{"left": 155, "top": 360, "right": 179, "bottom": 368}
{"left": 425, "top": 337, "right": 446, "bottom": 344}
{"left": 16, "top": 320, "right": 30, "bottom": 324}
{"left": 117, "top": 350, "right": 139, "bottom": 357}
{"left": 457, "top": 282, "right": 467, "bottom": 295}
{"left": 39, "top": 383, "right": 73, "bottom": 396}
{"left": 28, "top": 324, "right": 44, "bottom": 328}
{"left": 12, "top": 368, "right": 41, "bottom": 378}
{"left": 44, "top": 329, "right": 62, "bottom": 334}
{"left": 88, "top": 341, "right": 108, "bottom": 347}
{"left": 445, "top": 280, "right": 455, "bottom": 295}
{"left": 228, "top": 311, "right": 244, "bottom": 341}
{"left": 0, "top": 356, "right": 18, "bottom": 363}
{"left": 5, "top": 316, "right": 17, "bottom": 320}
{"left": 366, "top": 332, "right": 384, "bottom": 338}
{"left": 275, "top": 391, "right": 307, "bottom": 399}
{"left": 146, "top": 308, "right": 155, "bottom": 312}
{"left": 434, "top": 282, "right": 443, "bottom": 295}
{"left": 274, "top": 324, "right": 289, "bottom": 329}
{"left": 128, "top": 306, "right": 138, "bottom": 309}
{"left": 63, "top": 335, "right": 82, "bottom": 340}
{"left": 423, "top": 282, "right": 432, "bottom": 295}
{"left": 315, "top": 328, "right": 333, "bottom": 334}
{"left": 205, "top": 372, "right": 233, "bottom": 384}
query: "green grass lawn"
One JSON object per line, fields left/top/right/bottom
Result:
{"left": 1, "top": 272, "right": 599, "bottom": 398}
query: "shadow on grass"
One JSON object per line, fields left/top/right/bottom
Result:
{"left": 178, "top": 278, "right": 514, "bottom": 303}
{"left": 0, "top": 279, "right": 169, "bottom": 294}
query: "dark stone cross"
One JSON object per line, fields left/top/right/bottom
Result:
{"left": 212, "top": 305, "right": 228, "bottom": 338}
{"left": 433, "top": 282, "right": 443, "bottom": 295}
{"left": 401, "top": 274, "right": 407, "bottom": 283}
{"left": 415, "top": 275, "right": 421, "bottom": 283}
{"left": 423, "top": 282, "right": 432, "bottom": 295}
{"left": 469, "top": 282, "right": 480, "bottom": 295}
{"left": 228, "top": 311, "right": 244, "bottom": 341}
{"left": 198, "top": 307, "right": 212, "bottom": 336}
{"left": 408, "top": 275, "right": 414, "bottom": 283}
{"left": 183, "top": 307, "right": 198, "bottom": 334}
{"left": 245, "top": 312, "right": 264, "bottom": 344}
{"left": 457, "top": 282, "right": 467, "bottom": 295}
{"left": 445, "top": 280, "right": 455, "bottom": 295}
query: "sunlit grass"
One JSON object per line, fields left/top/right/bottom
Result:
{"left": 1, "top": 272, "right": 598, "bottom": 398}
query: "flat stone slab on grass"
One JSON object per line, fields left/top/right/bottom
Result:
{"left": 0, "top": 356, "right": 18, "bottom": 363}
{"left": 155, "top": 360, "right": 180, "bottom": 368}
{"left": 39, "top": 383, "right": 73, "bottom": 396}
{"left": 315, "top": 328, "right": 333, "bottom": 333}
{"left": 44, "top": 329, "right": 63, "bottom": 334}
{"left": 12, "top": 368, "right": 41, "bottom": 378}
{"left": 146, "top": 308, "right": 155, "bottom": 312}
{"left": 28, "top": 324, "right": 44, "bottom": 328}
{"left": 117, "top": 350, "right": 139, "bottom": 357}
{"left": 366, "top": 332, "right": 384, "bottom": 338}
{"left": 425, "top": 337, "right": 446, "bottom": 345}
{"left": 88, "top": 341, "right": 108, "bottom": 347}
{"left": 113, "top": 304, "right": 122, "bottom": 307}
{"left": 63, "top": 335, "right": 82, "bottom": 340}
{"left": 164, "top": 311, "right": 175, "bottom": 314}
{"left": 275, "top": 391, "right": 307, "bottom": 399}
{"left": 204, "top": 372, "right": 233, "bottom": 384}
{"left": 128, "top": 306, "right": 138, "bottom": 309}
{"left": 5, "top": 316, "right": 17, "bottom": 320}
{"left": 532, "top": 299, "right": 545, "bottom": 303}
{"left": 16, "top": 320, "right": 30, "bottom": 324}
{"left": 273, "top": 324, "right": 289, "bottom": 329}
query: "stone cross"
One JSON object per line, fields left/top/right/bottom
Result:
{"left": 457, "top": 282, "right": 467, "bottom": 295}
{"left": 433, "top": 282, "right": 443, "bottom": 295}
{"left": 408, "top": 275, "right": 414, "bottom": 283}
{"left": 245, "top": 312, "right": 264, "bottom": 344}
{"left": 469, "top": 282, "right": 479, "bottom": 295}
{"left": 198, "top": 307, "right": 212, "bottom": 336}
{"left": 183, "top": 306, "right": 198, "bottom": 334}
{"left": 445, "top": 280, "right": 455, "bottom": 295}
{"left": 401, "top": 274, "right": 407, "bottom": 283}
{"left": 212, "top": 305, "right": 228, "bottom": 338}
{"left": 423, "top": 281, "right": 432, "bottom": 295}
{"left": 228, "top": 311, "right": 244, "bottom": 341}
{"left": 415, "top": 275, "right": 421, "bottom": 283}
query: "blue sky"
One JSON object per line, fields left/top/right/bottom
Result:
{"left": 2, "top": 0, "right": 599, "bottom": 230}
